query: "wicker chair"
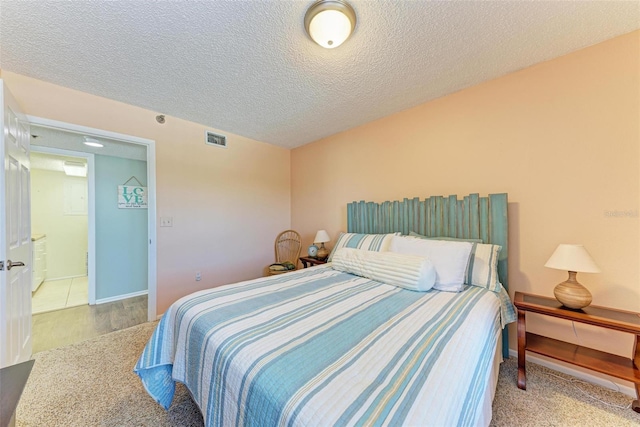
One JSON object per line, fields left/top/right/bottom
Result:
{"left": 269, "top": 230, "right": 301, "bottom": 275}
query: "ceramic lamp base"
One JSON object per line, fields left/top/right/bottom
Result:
{"left": 316, "top": 243, "right": 329, "bottom": 260}
{"left": 553, "top": 271, "right": 592, "bottom": 310}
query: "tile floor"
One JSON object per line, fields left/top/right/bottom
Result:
{"left": 32, "top": 276, "right": 88, "bottom": 314}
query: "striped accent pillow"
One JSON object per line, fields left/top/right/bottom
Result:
{"left": 331, "top": 248, "right": 437, "bottom": 291}
{"left": 468, "top": 243, "right": 502, "bottom": 292}
{"left": 327, "top": 232, "right": 399, "bottom": 262}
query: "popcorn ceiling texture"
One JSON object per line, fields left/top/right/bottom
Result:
{"left": 1, "top": 1, "right": 638, "bottom": 148}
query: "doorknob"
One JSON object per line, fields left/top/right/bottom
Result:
{"left": 2, "top": 260, "right": 25, "bottom": 271}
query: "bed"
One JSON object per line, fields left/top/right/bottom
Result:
{"left": 135, "top": 193, "right": 515, "bottom": 426}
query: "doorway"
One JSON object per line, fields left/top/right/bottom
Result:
{"left": 27, "top": 117, "right": 157, "bottom": 323}
{"left": 30, "top": 150, "right": 89, "bottom": 314}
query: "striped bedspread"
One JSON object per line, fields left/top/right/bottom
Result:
{"left": 135, "top": 265, "right": 516, "bottom": 427}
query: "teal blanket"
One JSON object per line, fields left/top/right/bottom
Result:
{"left": 135, "top": 265, "right": 515, "bottom": 427}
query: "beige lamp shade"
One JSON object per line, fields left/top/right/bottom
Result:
{"left": 314, "top": 230, "right": 331, "bottom": 244}
{"left": 544, "top": 244, "right": 600, "bottom": 273}
{"left": 545, "top": 244, "right": 600, "bottom": 310}
{"left": 314, "top": 230, "right": 331, "bottom": 259}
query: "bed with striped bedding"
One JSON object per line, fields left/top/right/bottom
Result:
{"left": 135, "top": 264, "right": 516, "bottom": 427}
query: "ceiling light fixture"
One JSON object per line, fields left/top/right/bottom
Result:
{"left": 63, "top": 161, "right": 87, "bottom": 177}
{"left": 304, "top": 0, "right": 356, "bottom": 49}
{"left": 83, "top": 137, "right": 104, "bottom": 148}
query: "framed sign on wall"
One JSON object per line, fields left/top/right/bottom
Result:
{"left": 118, "top": 176, "right": 147, "bottom": 209}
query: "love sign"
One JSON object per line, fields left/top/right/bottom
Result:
{"left": 118, "top": 185, "right": 148, "bottom": 209}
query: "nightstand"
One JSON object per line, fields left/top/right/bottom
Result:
{"left": 299, "top": 256, "right": 327, "bottom": 268}
{"left": 514, "top": 291, "right": 640, "bottom": 413}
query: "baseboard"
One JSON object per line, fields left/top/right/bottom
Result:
{"left": 45, "top": 274, "right": 86, "bottom": 282}
{"left": 96, "top": 290, "right": 148, "bottom": 305}
{"left": 508, "top": 348, "right": 636, "bottom": 397}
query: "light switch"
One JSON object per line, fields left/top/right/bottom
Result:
{"left": 160, "top": 217, "right": 173, "bottom": 227}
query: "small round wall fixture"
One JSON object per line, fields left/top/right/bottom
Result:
{"left": 304, "top": 0, "right": 357, "bottom": 49}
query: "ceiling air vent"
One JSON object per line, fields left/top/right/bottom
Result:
{"left": 205, "top": 131, "right": 227, "bottom": 148}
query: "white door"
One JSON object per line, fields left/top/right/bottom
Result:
{"left": 0, "top": 80, "right": 32, "bottom": 367}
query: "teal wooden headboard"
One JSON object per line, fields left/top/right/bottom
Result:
{"left": 347, "top": 193, "right": 509, "bottom": 358}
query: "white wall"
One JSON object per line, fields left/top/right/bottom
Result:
{"left": 31, "top": 169, "right": 88, "bottom": 279}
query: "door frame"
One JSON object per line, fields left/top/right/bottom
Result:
{"left": 26, "top": 116, "right": 158, "bottom": 321}
{"left": 30, "top": 146, "right": 96, "bottom": 303}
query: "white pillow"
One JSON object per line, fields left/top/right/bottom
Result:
{"left": 389, "top": 236, "right": 473, "bottom": 290}
{"left": 331, "top": 248, "right": 436, "bottom": 292}
{"left": 407, "top": 232, "right": 502, "bottom": 291}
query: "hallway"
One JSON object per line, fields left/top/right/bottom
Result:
{"left": 31, "top": 295, "right": 148, "bottom": 353}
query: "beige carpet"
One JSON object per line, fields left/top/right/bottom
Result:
{"left": 16, "top": 322, "right": 640, "bottom": 426}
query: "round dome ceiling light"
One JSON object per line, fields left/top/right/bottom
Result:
{"left": 304, "top": 0, "right": 356, "bottom": 49}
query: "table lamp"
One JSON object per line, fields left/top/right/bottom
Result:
{"left": 314, "top": 230, "right": 331, "bottom": 260}
{"left": 544, "top": 244, "right": 601, "bottom": 309}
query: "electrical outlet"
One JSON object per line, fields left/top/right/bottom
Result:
{"left": 195, "top": 271, "right": 202, "bottom": 281}
{"left": 160, "top": 217, "right": 173, "bottom": 227}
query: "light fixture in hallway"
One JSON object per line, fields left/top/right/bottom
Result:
{"left": 62, "top": 160, "right": 87, "bottom": 177}
{"left": 83, "top": 137, "right": 104, "bottom": 148}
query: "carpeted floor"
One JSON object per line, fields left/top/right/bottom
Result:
{"left": 16, "top": 321, "right": 640, "bottom": 426}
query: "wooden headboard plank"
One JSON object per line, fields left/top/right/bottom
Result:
{"left": 447, "top": 195, "right": 456, "bottom": 237}
{"left": 489, "top": 193, "right": 509, "bottom": 358}
{"left": 469, "top": 193, "right": 480, "bottom": 240}
{"left": 480, "top": 198, "right": 490, "bottom": 244}
{"left": 489, "top": 193, "right": 509, "bottom": 274}
{"left": 402, "top": 198, "right": 410, "bottom": 236}
{"left": 432, "top": 197, "right": 440, "bottom": 236}
{"left": 434, "top": 197, "right": 443, "bottom": 236}
{"left": 455, "top": 199, "right": 463, "bottom": 238}
{"left": 369, "top": 202, "right": 377, "bottom": 232}
{"left": 462, "top": 195, "right": 471, "bottom": 239}
{"left": 347, "top": 192, "right": 510, "bottom": 358}
{"left": 412, "top": 197, "right": 421, "bottom": 236}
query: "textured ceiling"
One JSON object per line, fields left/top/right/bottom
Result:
{"left": 1, "top": 1, "right": 638, "bottom": 149}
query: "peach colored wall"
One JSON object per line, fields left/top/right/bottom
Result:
{"left": 292, "top": 30, "right": 640, "bottom": 364}
{"left": 2, "top": 71, "right": 291, "bottom": 315}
